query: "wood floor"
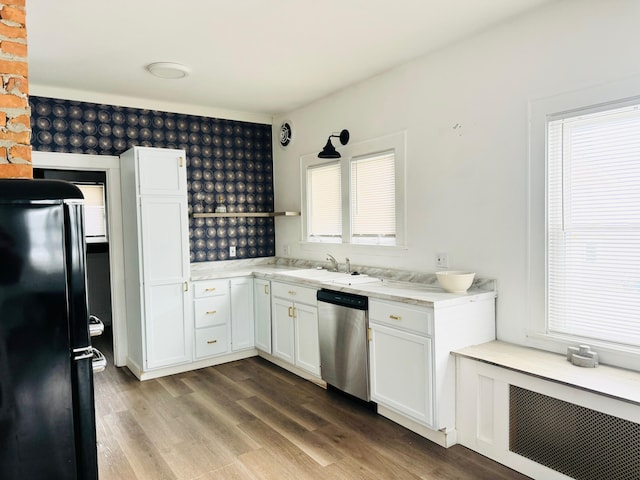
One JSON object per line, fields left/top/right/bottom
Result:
{"left": 92, "top": 331, "right": 529, "bottom": 479}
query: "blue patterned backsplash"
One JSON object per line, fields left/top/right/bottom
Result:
{"left": 29, "top": 96, "right": 275, "bottom": 262}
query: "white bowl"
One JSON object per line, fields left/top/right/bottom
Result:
{"left": 436, "top": 271, "right": 475, "bottom": 293}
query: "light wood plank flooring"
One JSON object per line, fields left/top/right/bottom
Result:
{"left": 93, "top": 331, "right": 529, "bottom": 479}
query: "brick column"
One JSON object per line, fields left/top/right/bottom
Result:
{"left": 0, "top": 0, "right": 30, "bottom": 179}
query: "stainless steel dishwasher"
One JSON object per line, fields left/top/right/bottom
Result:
{"left": 317, "top": 289, "right": 370, "bottom": 402}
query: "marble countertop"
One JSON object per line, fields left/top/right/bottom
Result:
{"left": 190, "top": 257, "right": 497, "bottom": 308}
{"left": 453, "top": 341, "right": 640, "bottom": 406}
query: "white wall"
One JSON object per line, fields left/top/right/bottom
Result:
{"left": 272, "top": 0, "right": 640, "bottom": 345}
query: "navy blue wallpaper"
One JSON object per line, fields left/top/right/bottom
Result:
{"left": 29, "top": 96, "right": 275, "bottom": 262}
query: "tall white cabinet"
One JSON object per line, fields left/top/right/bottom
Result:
{"left": 120, "top": 147, "right": 191, "bottom": 377}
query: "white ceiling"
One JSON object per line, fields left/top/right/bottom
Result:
{"left": 26, "top": 0, "right": 555, "bottom": 116}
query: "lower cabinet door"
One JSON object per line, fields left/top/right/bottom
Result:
{"left": 369, "top": 323, "right": 434, "bottom": 427}
{"left": 145, "top": 282, "right": 190, "bottom": 369}
{"left": 253, "top": 279, "right": 272, "bottom": 353}
{"left": 294, "top": 303, "right": 320, "bottom": 376}
{"left": 195, "top": 325, "right": 229, "bottom": 359}
{"left": 231, "top": 277, "right": 255, "bottom": 351}
{"left": 272, "top": 297, "right": 295, "bottom": 364}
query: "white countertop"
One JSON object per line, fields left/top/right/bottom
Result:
{"left": 190, "top": 260, "right": 496, "bottom": 308}
{"left": 454, "top": 341, "right": 640, "bottom": 406}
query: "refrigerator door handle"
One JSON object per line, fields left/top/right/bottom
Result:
{"left": 88, "top": 315, "right": 104, "bottom": 337}
{"left": 72, "top": 345, "right": 93, "bottom": 361}
{"left": 92, "top": 348, "right": 107, "bottom": 373}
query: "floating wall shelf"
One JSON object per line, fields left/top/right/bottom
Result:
{"left": 191, "top": 211, "right": 300, "bottom": 219}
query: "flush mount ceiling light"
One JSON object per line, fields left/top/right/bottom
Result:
{"left": 318, "top": 129, "right": 350, "bottom": 158}
{"left": 145, "top": 62, "right": 191, "bottom": 79}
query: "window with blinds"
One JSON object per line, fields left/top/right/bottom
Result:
{"left": 547, "top": 103, "right": 640, "bottom": 347}
{"left": 351, "top": 151, "right": 396, "bottom": 245}
{"left": 307, "top": 161, "right": 342, "bottom": 242}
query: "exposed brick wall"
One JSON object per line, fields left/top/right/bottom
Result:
{"left": 0, "top": 0, "right": 30, "bottom": 178}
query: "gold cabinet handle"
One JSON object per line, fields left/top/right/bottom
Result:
{"left": 292, "top": 307, "right": 297, "bottom": 318}
{"left": 179, "top": 156, "right": 184, "bottom": 167}
{"left": 288, "top": 306, "right": 293, "bottom": 317}
{"left": 207, "top": 339, "right": 217, "bottom": 344}
{"left": 389, "top": 315, "right": 402, "bottom": 321}
{"left": 288, "top": 290, "right": 296, "bottom": 296}
{"left": 264, "top": 284, "right": 269, "bottom": 294}
{"left": 206, "top": 310, "right": 217, "bottom": 315}
{"left": 205, "top": 287, "right": 216, "bottom": 292}
{"left": 184, "top": 281, "right": 188, "bottom": 292}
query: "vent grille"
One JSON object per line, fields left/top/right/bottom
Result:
{"left": 509, "top": 385, "right": 640, "bottom": 480}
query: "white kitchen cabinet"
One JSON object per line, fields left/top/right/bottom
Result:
{"left": 253, "top": 278, "right": 271, "bottom": 353}
{"left": 230, "top": 277, "right": 254, "bottom": 351}
{"left": 272, "top": 296, "right": 295, "bottom": 363}
{"left": 369, "top": 322, "right": 434, "bottom": 426}
{"left": 120, "top": 147, "right": 191, "bottom": 375}
{"left": 271, "top": 281, "right": 320, "bottom": 376}
{"left": 193, "top": 279, "right": 230, "bottom": 359}
{"left": 368, "top": 296, "right": 495, "bottom": 446}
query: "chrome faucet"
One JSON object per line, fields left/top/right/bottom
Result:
{"left": 326, "top": 254, "right": 338, "bottom": 272}
{"left": 345, "top": 257, "right": 351, "bottom": 274}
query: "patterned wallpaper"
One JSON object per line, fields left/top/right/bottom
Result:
{"left": 29, "top": 96, "right": 275, "bottom": 262}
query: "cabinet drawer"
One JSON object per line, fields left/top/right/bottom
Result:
{"left": 271, "top": 281, "right": 317, "bottom": 306}
{"left": 194, "top": 296, "right": 229, "bottom": 328}
{"left": 193, "top": 279, "right": 229, "bottom": 298}
{"left": 195, "top": 325, "right": 229, "bottom": 358}
{"left": 369, "top": 299, "right": 433, "bottom": 336}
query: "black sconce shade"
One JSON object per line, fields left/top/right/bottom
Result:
{"left": 318, "top": 129, "right": 350, "bottom": 158}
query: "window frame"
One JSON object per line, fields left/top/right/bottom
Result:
{"left": 300, "top": 131, "right": 406, "bottom": 251}
{"left": 528, "top": 77, "right": 640, "bottom": 371}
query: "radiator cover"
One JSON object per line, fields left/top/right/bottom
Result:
{"left": 509, "top": 385, "right": 640, "bottom": 480}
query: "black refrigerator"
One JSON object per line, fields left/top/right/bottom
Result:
{"left": 0, "top": 179, "right": 102, "bottom": 479}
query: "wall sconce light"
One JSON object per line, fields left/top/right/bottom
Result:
{"left": 318, "top": 129, "right": 350, "bottom": 158}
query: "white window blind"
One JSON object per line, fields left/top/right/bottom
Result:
{"left": 547, "top": 103, "right": 640, "bottom": 347}
{"left": 307, "top": 161, "right": 341, "bottom": 242}
{"left": 351, "top": 151, "right": 396, "bottom": 245}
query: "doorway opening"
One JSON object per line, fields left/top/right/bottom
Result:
{"left": 34, "top": 168, "right": 113, "bottom": 348}
{"left": 32, "top": 151, "right": 126, "bottom": 367}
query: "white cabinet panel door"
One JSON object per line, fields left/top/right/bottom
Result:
{"left": 139, "top": 192, "right": 190, "bottom": 369}
{"left": 294, "top": 303, "right": 320, "bottom": 376}
{"left": 370, "top": 323, "right": 434, "bottom": 427}
{"left": 231, "top": 277, "right": 254, "bottom": 351}
{"left": 136, "top": 148, "right": 187, "bottom": 196}
{"left": 253, "top": 279, "right": 271, "bottom": 353}
{"left": 272, "top": 297, "right": 295, "bottom": 364}
{"left": 140, "top": 197, "right": 189, "bottom": 283}
{"left": 145, "top": 282, "right": 190, "bottom": 369}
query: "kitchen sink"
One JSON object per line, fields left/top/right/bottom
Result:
{"left": 331, "top": 276, "right": 382, "bottom": 286}
{"left": 281, "top": 268, "right": 351, "bottom": 281}
{"left": 281, "top": 268, "right": 382, "bottom": 285}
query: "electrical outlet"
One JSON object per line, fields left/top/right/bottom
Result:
{"left": 282, "top": 244, "right": 290, "bottom": 255}
{"left": 436, "top": 252, "right": 449, "bottom": 269}
{"left": 229, "top": 246, "right": 236, "bottom": 257}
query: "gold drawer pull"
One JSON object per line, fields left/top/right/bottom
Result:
{"left": 207, "top": 339, "right": 218, "bottom": 344}
{"left": 389, "top": 315, "right": 402, "bottom": 321}
{"left": 205, "top": 287, "right": 216, "bottom": 292}
{"left": 206, "top": 310, "right": 217, "bottom": 315}
{"left": 288, "top": 290, "right": 296, "bottom": 295}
